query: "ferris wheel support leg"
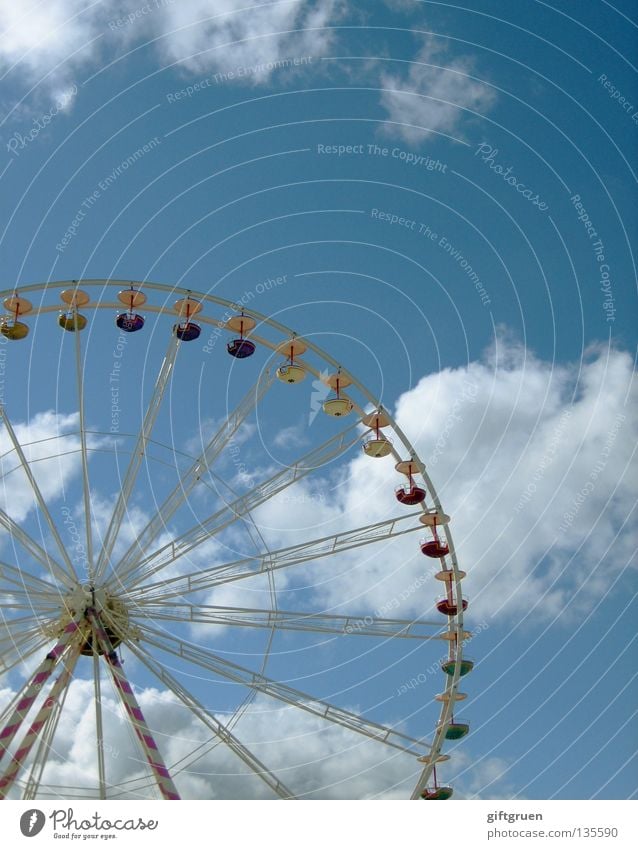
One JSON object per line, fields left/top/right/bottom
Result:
{"left": 93, "top": 333, "right": 181, "bottom": 584}
{"left": 86, "top": 609, "right": 180, "bottom": 801}
{"left": 109, "top": 369, "right": 275, "bottom": 589}
{"left": 0, "top": 641, "right": 81, "bottom": 799}
{"left": 23, "top": 660, "right": 74, "bottom": 801}
{"left": 0, "top": 618, "right": 83, "bottom": 764}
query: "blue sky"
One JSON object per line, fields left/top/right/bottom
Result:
{"left": 0, "top": 1, "right": 636, "bottom": 801}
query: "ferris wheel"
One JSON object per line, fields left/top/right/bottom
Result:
{"left": 0, "top": 279, "right": 472, "bottom": 801}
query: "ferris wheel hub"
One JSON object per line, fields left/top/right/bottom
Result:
{"left": 44, "top": 582, "right": 134, "bottom": 655}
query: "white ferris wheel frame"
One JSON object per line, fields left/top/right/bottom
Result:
{"left": 0, "top": 278, "right": 470, "bottom": 801}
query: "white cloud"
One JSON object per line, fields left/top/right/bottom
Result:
{"left": 379, "top": 37, "right": 496, "bottom": 143}
{"left": 10, "top": 676, "right": 417, "bottom": 799}
{"left": 383, "top": 0, "right": 419, "bottom": 10}
{"left": 446, "top": 749, "right": 521, "bottom": 799}
{"left": 238, "top": 337, "right": 636, "bottom": 626}
{"left": 272, "top": 420, "right": 310, "bottom": 450}
{"left": 0, "top": 410, "right": 82, "bottom": 523}
{"left": 0, "top": 0, "right": 340, "bottom": 104}
{"left": 0, "top": 0, "right": 116, "bottom": 102}
{"left": 2, "top": 338, "right": 634, "bottom": 800}
{"left": 154, "top": 0, "right": 340, "bottom": 80}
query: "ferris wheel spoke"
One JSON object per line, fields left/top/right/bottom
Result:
{"left": 120, "top": 421, "right": 364, "bottom": 591}
{"left": 0, "top": 560, "right": 60, "bottom": 594}
{"left": 0, "top": 614, "right": 44, "bottom": 633}
{"left": 131, "top": 603, "right": 442, "bottom": 640}
{"left": 0, "top": 509, "right": 74, "bottom": 590}
{"left": 129, "top": 512, "right": 423, "bottom": 603}
{"left": 125, "top": 640, "right": 295, "bottom": 799}
{"left": 0, "top": 640, "right": 49, "bottom": 680}
{"left": 0, "top": 635, "right": 51, "bottom": 686}
{"left": 94, "top": 333, "right": 181, "bottom": 583}
{"left": 0, "top": 630, "right": 49, "bottom": 679}
{"left": 0, "top": 582, "right": 60, "bottom": 604}
{"left": 0, "top": 280, "right": 467, "bottom": 801}
{"left": 73, "top": 313, "right": 95, "bottom": 581}
{"left": 0, "top": 602, "right": 59, "bottom": 617}
{"left": 0, "top": 591, "right": 49, "bottom": 614}
{"left": 0, "top": 596, "right": 60, "bottom": 625}
{"left": 0, "top": 407, "right": 78, "bottom": 584}
{"left": 86, "top": 608, "right": 181, "bottom": 800}
{"left": 0, "top": 641, "right": 82, "bottom": 799}
{"left": 0, "top": 619, "right": 47, "bottom": 652}
{"left": 137, "top": 625, "right": 428, "bottom": 756}
{"left": 110, "top": 370, "right": 275, "bottom": 587}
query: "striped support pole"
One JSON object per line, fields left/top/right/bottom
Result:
{"left": 0, "top": 643, "right": 81, "bottom": 799}
{"left": 86, "top": 609, "right": 180, "bottom": 800}
{"left": 0, "top": 619, "right": 82, "bottom": 764}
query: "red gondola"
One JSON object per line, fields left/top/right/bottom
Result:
{"left": 420, "top": 515, "right": 449, "bottom": 557}
{"left": 394, "top": 460, "right": 426, "bottom": 504}
{"left": 436, "top": 597, "right": 468, "bottom": 616}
